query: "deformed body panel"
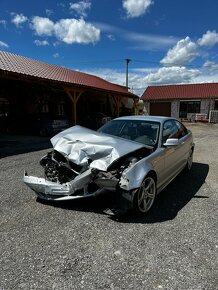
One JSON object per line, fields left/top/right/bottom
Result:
{"left": 50, "top": 125, "right": 146, "bottom": 171}
{"left": 23, "top": 167, "right": 92, "bottom": 197}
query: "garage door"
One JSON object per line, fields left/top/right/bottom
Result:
{"left": 150, "top": 102, "right": 171, "bottom": 117}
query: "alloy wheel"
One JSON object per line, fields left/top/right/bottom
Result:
{"left": 135, "top": 176, "right": 156, "bottom": 213}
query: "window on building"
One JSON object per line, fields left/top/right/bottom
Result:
{"left": 41, "top": 103, "right": 49, "bottom": 113}
{"left": 38, "top": 100, "right": 49, "bottom": 113}
{"left": 0, "top": 98, "right": 10, "bottom": 133}
{"left": 179, "top": 101, "right": 200, "bottom": 118}
{"left": 214, "top": 100, "right": 218, "bottom": 110}
{"left": 57, "top": 103, "right": 66, "bottom": 116}
{"left": 0, "top": 97, "right": 10, "bottom": 118}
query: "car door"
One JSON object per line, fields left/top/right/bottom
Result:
{"left": 161, "top": 120, "right": 185, "bottom": 184}
{"left": 174, "top": 120, "right": 192, "bottom": 168}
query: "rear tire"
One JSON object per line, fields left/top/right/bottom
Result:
{"left": 133, "top": 175, "right": 156, "bottom": 214}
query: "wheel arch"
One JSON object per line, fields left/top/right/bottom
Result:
{"left": 119, "top": 161, "right": 157, "bottom": 192}
{"left": 146, "top": 170, "right": 157, "bottom": 183}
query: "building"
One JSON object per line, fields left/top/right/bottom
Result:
{"left": 0, "top": 50, "right": 138, "bottom": 133}
{"left": 142, "top": 83, "right": 218, "bottom": 121}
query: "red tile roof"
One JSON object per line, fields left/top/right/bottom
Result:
{"left": 142, "top": 83, "right": 218, "bottom": 100}
{"left": 0, "top": 50, "right": 138, "bottom": 98}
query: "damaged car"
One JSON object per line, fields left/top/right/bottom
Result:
{"left": 23, "top": 116, "right": 194, "bottom": 214}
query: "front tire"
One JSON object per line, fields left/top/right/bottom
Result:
{"left": 133, "top": 175, "right": 156, "bottom": 214}
{"left": 185, "top": 149, "right": 193, "bottom": 172}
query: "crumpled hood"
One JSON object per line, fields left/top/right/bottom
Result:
{"left": 51, "top": 125, "right": 146, "bottom": 171}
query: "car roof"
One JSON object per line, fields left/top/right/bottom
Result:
{"left": 113, "top": 115, "right": 176, "bottom": 123}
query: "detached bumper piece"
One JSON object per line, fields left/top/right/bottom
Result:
{"left": 23, "top": 170, "right": 112, "bottom": 201}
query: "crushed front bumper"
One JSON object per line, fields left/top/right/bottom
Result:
{"left": 23, "top": 168, "right": 97, "bottom": 201}
{"left": 23, "top": 171, "right": 135, "bottom": 214}
{"left": 23, "top": 169, "right": 115, "bottom": 201}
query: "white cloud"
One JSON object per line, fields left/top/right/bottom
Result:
{"left": 34, "top": 39, "right": 49, "bottom": 46}
{"left": 107, "top": 34, "right": 116, "bottom": 41}
{"left": 11, "top": 13, "right": 28, "bottom": 28}
{"left": 0, "top": 40, "right": 9, "bottom": 48}
{"left": 53, "top": 53, "right": 60, "bottom": 58}
{"left": 123, "top": 0, "right": 153, "bottom": 18}
{"left": 95, "top": 22, "right": 178, "bottom": 51}
{"left": 31, "top": 17, "right": 100, "bottom": 44}
{"left": 198, "top": 30, "right": 218, "bottom": 48}
{"left": 45, "top": 9, "right": 53, "bottom": 17}
{"left": 31, "top": 16, "right": 54, "bottom": 36}
{"left": 54, "top": 19, "right": 100, "bottom": 44}
{"left": 160, "top": 37, "right": 198, "bottom": 66}
{"left": 83, "top": 65, "right": 218, "bottom": 96}
{"left": 70, "top": 1, "right": 91, "bottom": 18}
{"left": 144, "top": 66, "right": 201, "bottom": 85}
{"left": 125, "top": 32, "right": 178, "bottom": 50}
{"left": 203, "top": 60, "right": 217, "bottom": 68}
{"left": 0, "top": 20, "right": 7, "bottom": 28}
{"left": 57, "top": 3, "right": 66, "bottom": 8}
{"left": 52, "top": 41, "right": 60, "bottom": 47}
{"left": 82, "top": 68, "right": 147, "bottom": 95}
{"left": 84, "top": 68, "right": 126, "bottom": 86}
{"left": 132, "top": 67, "right": 157, "bottom": 74}
{"left": 202, "top": 61, "right": 218, "bottom": 74}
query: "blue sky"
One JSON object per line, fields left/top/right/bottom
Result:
{"left": 1, "top": 0, "right": 218, "bottom": 95}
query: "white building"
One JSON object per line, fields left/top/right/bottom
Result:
{"left": 142, "top": 83, "right": 218, "bottom": 121}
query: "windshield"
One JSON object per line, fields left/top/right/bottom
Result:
{"left": 98, "top": 119, "right": 160, "bottom": 147}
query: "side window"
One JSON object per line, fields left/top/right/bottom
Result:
{"left": 163, "top": 120, "right": 173, "bottom": 143}
{"left": 175, "top": 121, "right": 188, "bottom": 138}
{"left": 162, "top": 120, "right": 180, "bottom": 143}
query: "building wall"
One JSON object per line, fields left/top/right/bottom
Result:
{"left": 168, "top": 99, "right": 212, "bottom": 119}
{"left": 143, "top": 99, "right": 216, "bottom": 119}
{"left": 171, "top": 100, "right": 179, "bottom": 118}
{"left": 200, "top": 99, "right": 213, "bottom": 115}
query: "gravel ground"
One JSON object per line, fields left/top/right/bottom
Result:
{"left": 0, "top": 123, "right": 218, "bottom": 290}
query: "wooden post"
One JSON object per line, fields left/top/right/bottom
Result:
{"left": 133, "top": 98, "right": 139, "bottom": 115}
{"left": 112, "top": 95, "right": 122, "bottom": 117}
{"left": 65, "top": 88, "right": 83, "bottom": 125}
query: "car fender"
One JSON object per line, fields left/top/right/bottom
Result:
{"left": 119, "top": 156, "right": 153, "bottom": 191}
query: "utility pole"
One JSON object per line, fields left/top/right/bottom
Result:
{"left": 125, "top": 58, "right": 131, "bottom": 88}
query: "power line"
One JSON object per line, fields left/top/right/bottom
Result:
{"left": 71, "top": 59, "right": 124, "bottom": 65}
{"left": 70, "top": 57, "right": 215, "bottom": 70}
{"left": 132, "top": 59, "right": 209, "bottom": 69}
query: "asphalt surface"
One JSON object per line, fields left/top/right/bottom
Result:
{"left": 0, "top": 124, "right": 218, "bottom": 290}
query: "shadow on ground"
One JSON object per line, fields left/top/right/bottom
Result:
{"left": 0, "top": 134, "right": 51, "bottom": 158}
{"left": 114, "top": 162, "right": 209, "bottom": 223}
{"left": 37, "top": 162, "right": 209, "bottom": 223}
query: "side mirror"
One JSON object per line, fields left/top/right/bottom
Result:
{"left": 163, "top": 138, "right": 179, "bottom": 147}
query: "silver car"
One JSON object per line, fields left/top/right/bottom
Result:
{"left": 23, "top": 116, "right": 194, "bottom": 214}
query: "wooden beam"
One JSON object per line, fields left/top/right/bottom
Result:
{"left": 65, "top": 88, "right": 84, "bottom": 125}
{"left": 112, "top": 95, "right": 122, "bottom": 117}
